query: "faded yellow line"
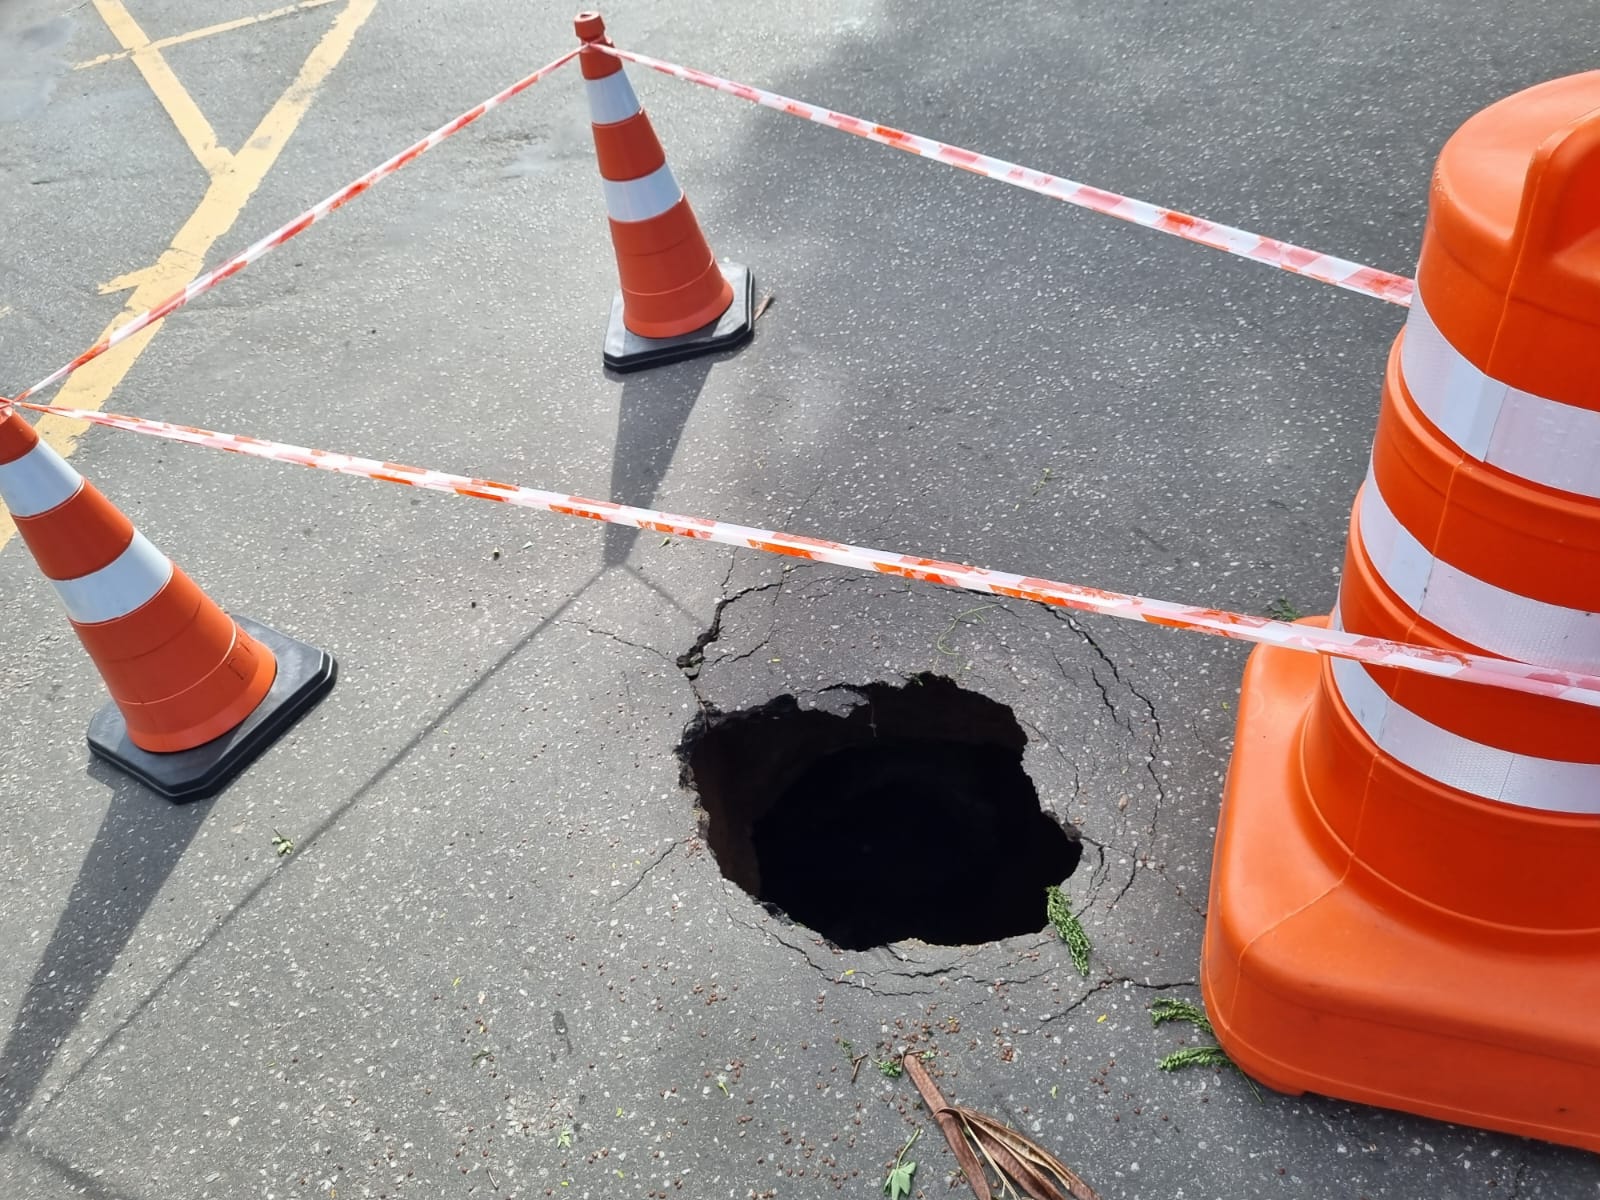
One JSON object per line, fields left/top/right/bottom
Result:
{"left": 92, "top": 0, "right": 233, "bottom": 177}
{"left": 0, "top": 0, "right": 377, "bottom": 553}
{"left": 75, "top": 0, "right": 340, "bottom": 71}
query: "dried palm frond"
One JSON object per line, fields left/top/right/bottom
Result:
{"left": 902, "top": 1053, "right": 1101, "bottom": 1200}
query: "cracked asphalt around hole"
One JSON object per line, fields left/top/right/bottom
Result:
{"left": 2, "top": 1, "right": 1596, "bottom": 1197}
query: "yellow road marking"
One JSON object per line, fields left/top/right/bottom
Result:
{"left": 99, "top": 264, "right": 171, "bottom": 296}
{"left": 75, "top": 0, "right": 340, "bottom": 71}
{"left": 0, "top": 0, "right": 377, "bottom": 553}
{"left": 93, "top": 0, "right": 233, "bottom": 177}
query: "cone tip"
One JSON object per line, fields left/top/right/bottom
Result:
{"left": 0, "top": 399, "right": 38, "bottom": 464}
{"left": 574, "top": 11, "right": 606, "bottom": 40}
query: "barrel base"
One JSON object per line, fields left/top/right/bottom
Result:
{"left": 603, "top": 262, "right": 754, "bottom": 373}
{"left": 87, "top": 616, "right": 336, "bottom": 802}
{"left": 1203, "top": 634, "right": 1600, "bottom": 1153}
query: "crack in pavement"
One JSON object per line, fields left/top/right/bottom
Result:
{"left": 1071, "top": 815, "right": 1137, "bottom": 916}
{"left": 1506, "top": 1155, "right": 1530, "bottom": 1200}
{"left": 675, "top": 580, "right": 785, "bottom": 682}
{"left": 787, "top": 571, "right": 910, "bottom": 604}
{"left": 610, "top": 840, "right": 680, "bottom": 906}
{"left": 788, "top": 478, "right": 826, "bottom": 526}
{"left": 704, "top": 579, "right": 788, "bottom": 671}
{"left": 720, "top": 919, "right": 964, "bottom": 998}
{"left": 571, "top": 621, "right": 676, "bottom": 665}
{"left": 1053, "top": 612, "right": 1170, "bottom": 914}
{"left": 870, "top": 957, "right": 965, "bottom": 981}
{"left": 955, "top": 964, "right": 1055, "bottom": 990}
{"left": 1032, "top": 975, "right": 1200, "bottom": 1033}
{"left": 721, "top": 894, "right": 1061, "bottom": 998}
{"left": 1018, "top": 712, "right": 1083, "bottom": 801}
{"left": 723, "top": 902, "right": 836, "bottom": 978}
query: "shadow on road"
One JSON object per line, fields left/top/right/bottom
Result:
{"left": 602, "top": 355, "right": 715, "bottom": 568}
{"left": 0, "top": 768, "right": 209, "bottom": 1138}
{"left": 0, "top": 568, "right": 608, "bottom": 1145}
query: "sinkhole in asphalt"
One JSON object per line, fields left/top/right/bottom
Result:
{"left": 678, "top": 675, "right": 1081, "bottom": 950}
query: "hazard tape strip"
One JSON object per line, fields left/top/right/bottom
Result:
{"left": 10, "top": 48, "right": 580, "bottom": 408}
{"left": 597, "top": 44, "right": 1416, "bottom": 308}
{"left": 7, "top": 397, "right": 1594, "bottom": 709}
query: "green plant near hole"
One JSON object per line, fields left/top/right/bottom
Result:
{"left": 935, "top": 603, "right": 999, "bottom": 657}
{"left": 882, "top": 1127, "right": 920, "bottom": 1199}
{"left": 271, "top": 830, "right": 294, "bottom": 857}
{"left": 1149, "top": 997, "right": 1261, "bottom": 1100}
{"left": 555, "top": 1127, "right": 573, "bottom": 1149}
{"left": 1158, "top": 1045, "right": 1232, "bottom": 1072}
{"left": 1015, "top": 466, "right": 1055, "bottom": 510}
{"left": 876, "top": 1058, "right": 903, "bottom": 1079}
{"left": 1267, "top": 597, "right": 1304, "bottom": 622}
{"left": 1150, "top": 997, "right": 1214, "bottom": 1036}
{"left": 1045, "top": 884, "right": 1091, "bottom": 976}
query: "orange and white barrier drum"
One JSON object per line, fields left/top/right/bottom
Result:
{"left": 1204, "top": 72, "right": 1600, "bottom": 1151}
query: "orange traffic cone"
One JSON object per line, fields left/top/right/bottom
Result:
{"left": 575, "top": 10, "right": 754, "bottom": 371}
{"left": 1203, "top": 72, "right": 1600, "bottom": 1151}
{"left": 0, "top": 406, "right": 335, "bottom": 800}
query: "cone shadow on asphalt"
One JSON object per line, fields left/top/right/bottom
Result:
{"left": 0, "top": 571, "right": 608, "bottom": 1144}
{"left": 22, "top": 1140, "right": 132, "bottom": 1200}
{"left": 602, "top": 355, "right": 716, "bottom": 568}
{"left": 0, "top": 769, "right": 210, "bottom": 1137}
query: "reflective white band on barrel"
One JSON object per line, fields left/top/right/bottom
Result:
{"left": 0, "top": 440, "right": 84, "bottom": 517}
{"left": 1400, "top": 293, "right": 1600, "bottom": 500}
{"left": 51, "top": 531, "right": 173, "bottom": 624}
{"left": 601, "top": 161, "right": 682, "bottom": 222}
{"left": 1357, "top": 473, "right": 1600, "bottom": 673}
{"left": 1329, "top": 652, "right": 1600, "bottom": 814}
{"left": 584, "top": 70, "right": 642, "bottom": 126}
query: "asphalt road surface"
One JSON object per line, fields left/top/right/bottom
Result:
{"left": 2, "top": 1, "right": 1595, "bottom": 1197}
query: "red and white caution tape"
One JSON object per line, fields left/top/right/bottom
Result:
{"left": 10, "top": 48, "right": 579, "bottom": 408}
{"left": 598, "top": 44, "right": 1416, "bottom": 307}
{"left": 8, "top": 396, "right": 1595, "bottom": 709}
{"left": 14, "top": 36, "right": 1414, "bottom": 405}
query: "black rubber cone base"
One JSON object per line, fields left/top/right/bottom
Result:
{"left": 87, "top": 615, "right": 337, "bottom": 803}
{"left": 603, "top": 262, "right": 754, "bottom": 373}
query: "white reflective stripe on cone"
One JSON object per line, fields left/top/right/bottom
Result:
{"left": 601, "top": 162, "right": 682, "bottom": 223}
{"left": 584, "top": 70, "right": 642, "bottom": 125}
{"left": 1357, "top": 473, "right": 1600, "bottom": 673}
{"left": 51, "top": 530, "right": 173, "bottom": 624}
{"left": 0, "top": 441, "right": 84, "bottom": 517}
{"left": 1400, "top": 293, "right": 1600, "bottom": 500}
{"left": 1329, "top": 654, "right": 1600, "bottom": 814}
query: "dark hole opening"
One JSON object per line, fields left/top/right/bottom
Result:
{"left": 677, "top": 675, "right": 1081, "bottom": 950}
